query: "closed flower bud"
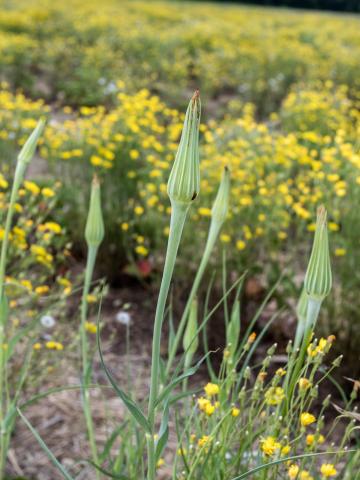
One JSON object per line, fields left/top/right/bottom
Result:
{"left": 211, "top": 166, "right": 230, "bottom": 225}
{"left": 18, "top": 118, "right": 46, "bottom": 166}
{"left": 85, "top": 176, "right": 105, "bottom": 248}
{"left": 304, "top": 206, "right": 332, "bottom": 302}
{"left": 167, "top": 91, "right": 201, "bottom": 205}
{"left": 183, "top": 298, "right": 199, "bottom": 356}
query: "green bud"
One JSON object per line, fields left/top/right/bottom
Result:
{"left": 167, "top": 91, "right": 201, "bottom": 205}
{"left": 183, "top": 298, "right": 199, "bottom": 356}
{"left": 304, "top": 206, "right": 332, "bottom": 302}
{"left": 211, "top": 166, "right": 230, "bottom": 225}
{"left": 18, "top": 118, "right": 46, "bottom": 166}
{"left": 85, "top": 176, "right": 105, "bottom": 248}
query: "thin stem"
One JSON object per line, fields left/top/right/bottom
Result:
{"left": 0, "top": 167, "right": 24, "bottom": 476}
{"left": 80, "top": 245, "right": 100, "bottom": 478}
{"left": 287, "top": 297, "right": 322, "bottom": 405}
{"left": 147, "top": 201, "right": 189, "bottom": 480}
{"left": 166, "top": 220, "right": 221, "bottom": 376}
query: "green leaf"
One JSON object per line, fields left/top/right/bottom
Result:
{"left": 81, "top": 460, "right": 129, "bottom": 479}
{"left": 99, "top": 422, "right": 129, "bottom": 464}
{"left": 17, "top": 408, "right": 75, "bottom": 480}
{"left": 155, "top": 400, "right": 169, "bottom": 461}
{"left": 155, "top": 352, "right": 211, "bottom": 407}
{"left": 97, "top": 315, "right": 151, "bottom": 434}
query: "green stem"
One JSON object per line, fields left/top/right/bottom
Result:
{"left": 147, "top": 201, "right": 189, "bottom": 480}
{"left": 0, "top": 165, "right": 24, "bottom": 477}
{"left": 166, "top": 220, "right": 221, "bottom": 377}
{"left": 287, "top": 297, "right": 321, "bottom": 405}
{"left": 80, "top": 245, "right": 100, "bottom": 478}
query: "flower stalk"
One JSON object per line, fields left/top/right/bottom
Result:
{"left": 0, "top": 119, "right": 45, "bottom": 478}
{"left": 80, "top": 175, "right": 104, "bottom": 477}
{"left": 166, "top": 165, "right": 230, "bottom": 376}
{"left": 147, "top": 91, "right": 201, "bottom": 480}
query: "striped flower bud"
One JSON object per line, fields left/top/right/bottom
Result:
{"left": 85, "top": 176, "right": 105, "bottom": 248}
{"left": 226, "top": 300, "right": 240, "bottom": 359}
{"left": 167, "top": 91, "right": 201, "bottom": 205}
{"left": 211, "top": 166, "right": 230, "bottom": 225}
{"left": 304, "top": 206, "right": 332, "bottom": 302}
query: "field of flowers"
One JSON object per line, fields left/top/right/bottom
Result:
{"left": 0, "top": 1, "right": 360, "bottom": 478}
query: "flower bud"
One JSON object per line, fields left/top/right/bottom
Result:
{"left": 18, "top": 118, "right": 46, "bottom": 166}
{"left": 304, "top": 206, "right": 332, "bottom": 302}
{"left": 167, "top": 91, "right": 201, "bottom": 205}
{"left": 211, "top": 166, "right": 230, "bottom": 225}
{"left": 183, "top": 298, "right": 199, "bottom": 356}
{"left": 85, "top": 176, "right": 105, "bottom": 248}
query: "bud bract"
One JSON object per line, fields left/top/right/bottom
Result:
{"left": 211, "top": 166, "right": 230, "bottom": 225}
{"left": 18, "top": 118, "right": 46, "bottom": 166}
{"left": 167, "top": 91, "right": 201, "bottom": 205}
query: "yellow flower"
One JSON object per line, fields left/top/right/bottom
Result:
{"left": 265, "top": 387, "right": 285, "bottom": 406}
{"left": 288, "top": 464, "right": 299, "bottom": 479}
{"left": 300, "top": 471, "right": 313, "bottom": 480}
{"left": 198, "top": 207, "right": 212, "bottom": 217}
{"left": 260, "top": 436, "right": 281, "bottom": 456}
{"left": 135, "top": 245, "right": 148, "bottom": 256}
{"left": 134, "top": 206, "right": 144, "bottom": 215}
{"left": 204, "top": 382, "right": 219, "bottom": 397}
{"left": 236, "top": 240, "right": 246, "bottom": 251}
{"left": 306, "top": 433, "right": 325, "bottom": 446}
{"left": 299, "top": 378, "right": 312, "bottom": 390}
{"left": 231, "top": 407, "right": 240, "bottom": 417}
{"left": 86, "top": 294, "right": 97, "bottom": 303}
{"left": 220, "top": 234, "right": 231, "bottom": 243}
{"left": 300, "top": 412, "right": 316, "bottom": 427}
{"left": 156, "top": 458, "right": 165, "bottom": 469}
{"left": 33, "top": 343, "right": 42, "bottom": 350}
{"left": 35, "top": 285, "right": 50, "bottom": 295}
{"left": 334, "top": 248, "right": 346, "bottom": 256}
{"left": 281, "top": 445, "right": 291, "bottom": 456}
{"left": 121, "top": 222, "right": 129, "bottom": 231}
{"left": 197, "top": 435, "right": 211, "bottom": 448}
{"left": 42, "top": 187, "right": 55, "bottom": 198}
{"left": 24, "top": 180, "right": 40, "bottom": 195}
{"left": 320, "top": 464, "right": 337, "bottom": 477}
{"left": 130, "top": 149, "right": 139, "bottom": 159}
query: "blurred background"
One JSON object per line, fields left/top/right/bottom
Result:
{"left": 0, "top": 0, "right": 359, "bottom": 377}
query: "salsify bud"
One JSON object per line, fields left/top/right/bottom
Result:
{"left": 85, "top": 175, "right": 105, "bottom": 248}
{"left": 167, "top": 90, "right": 201, "bottom": 205}
{"left": 18, "top": 118, "right": 46, "bottom": 166}
{"left": 304, "top": 206, "right": 332, "bottom": 302}
{"left": 211, "top": 166, "right": 230, "bottom": 225}
{"left": 183, "top": 298, "right": 199, "bottom": 356}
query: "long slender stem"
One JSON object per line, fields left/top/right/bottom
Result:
{"left": 80, "top": 245, "right": 100, "bottom": 477}
{"left": 0, "top": 168, "right": 23, "bottom": 477}
{"left": 166, "top": 221, "right": 221, "bottom": 377}
{"left": 286, "top": 297, "right": 321, "bottom": 406}
{"left": 147, "top": 201, "right": 189, "bottom": 480}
